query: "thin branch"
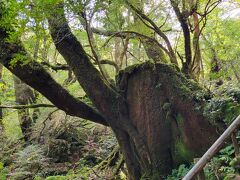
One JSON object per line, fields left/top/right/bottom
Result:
{"left": 39, "top": 109, "right": 59, "bottom": 143}
{"left": 0, "top": 104, "right": 55, "bottom": 109}
{"left": 124, "top": 0, "right": 178, "bottom": 65}
{"left": 177, "top": 51, "right": 184, "bottom": 65}
{"left": 41, "top": 62, "right": 69, "bottom": 71}
{"left": 102, "top": 30, "right": 171, "bottom": 59}
{"left": 80, "top": 8, "right": 112, "bottom": 85}
{"left": 127, "top": 50, "right": 143, "bottom": 62}
{"left": 159, "top": 13, "right": 170, "bottom": 29}
{"left": 95, "top": 60, "right": 119, "bottom": 72}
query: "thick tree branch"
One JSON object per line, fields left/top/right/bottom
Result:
{"left": 0, "top": 58, "right": 107, "bottom": 125}
{"left": 95, "top": 60, "right": 119, "bottom": 72}
{"left": 47, "top": 3, "right": 119, "bottom": 121}
{"left": 91, "top": 27, "right": 171, "bottom": 38}
{"left": 0, "top": 18, "right": 107, "bottom": 126}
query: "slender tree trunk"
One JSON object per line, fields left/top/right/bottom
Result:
{"left": 192, "top": 12, "right": 203, "bottom": 80}
{"left": 202, "top": 35, "right": 224, "bottom": 86}
{"left": 119, "top": 38, "right": 129, "bottom": 69}
{"left": 114, "top": 37, "right": 129, "bottom": 70}
{"left": 42, "top": 31, "right": 50, "bottom": 63}
{"left": 13, "top": 34, "right": 40, "bottom": 138}
{"left": 0, "top": 64, "right": 4, "bottom": 134}
{"left": 171, "top": 0, "right": 193, "bottom": 76}
{"left": 32, "top": 32, "right": 41, "bottom": 122}
{"left": 114, "top": 37, "right": 122, "bottom": 68}
{"left": 13, "top": 76, "right": 35, "bottom": 141}
{"left": 33, "top": 38, "right": 40, "bottom": 60}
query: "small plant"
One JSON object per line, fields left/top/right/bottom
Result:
{"left": 167, "top": 164, "right": 192, "bottom": 180}
{"left": 0, "top": 162, "right": 7, "bottom": 180}
{"left": 205, "top": 145, "right": 236, "bottom": 179}
{"left": 9, "top": 144, "right": 49, "bottom": 180}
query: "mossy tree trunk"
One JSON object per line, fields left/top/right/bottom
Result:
{"left": 13, "top": 76, "right": 36, "bottom": 141}
{"left": 113, "top": 63, "right": 224, "bottom": 179}
{"left": 0, "top": 3, "right": 238, "bottom": 179}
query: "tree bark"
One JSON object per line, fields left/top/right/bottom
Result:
{"left": 192, "top": 12, "right": 203, "bottom": 80}
{"left": 47, "top": 4, "right": 119, "bottom": 122}
{"left": 13, "top": 76, "right": 34, "bottom": 141}
{"left": 0, "top": 64, "right": 3, "bottom": 134}
{"left": 142, "top": 38, "right": 168, "bottom": 63}
{"left": 114, "top": 37, "right": 122, "bottom": 67}
{"left": 116, "top": 62, "right": 223, "bottom": 179}
{"left": 170, "top": 0, "right": 192, "bottom": 76}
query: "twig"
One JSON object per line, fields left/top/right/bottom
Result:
{"left": 0, "top": 104, "right": 55, "bottom": 109}
{"left": 39, "top": 109, "right": 59, "bottom": 143}
{"left": 41, "top": 62, "right": 69, "bottom": 71}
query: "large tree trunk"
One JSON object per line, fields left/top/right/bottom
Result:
{"left": 115, "top": 63, "right": 225, "bottom": 179}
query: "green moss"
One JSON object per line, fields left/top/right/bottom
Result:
{"left": 45, "top": 176, "right": 66, "bottom": 180}
{"left": 121, "top": 63, "right": 141, "bottom": 74}
{"left": 117, "top": 61, "right": 156, "bottom": 79}
{"left": 150, "top": 171, "right": 165, "bottom": 180}
{"left": 176, "top": 113, "right": 185, "bottom": 125}
{"left": 173, "top": 114, "right": 194, "bottom": 163}
{"left": 174, "top": 140, "right": 194, "bottom": 163}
